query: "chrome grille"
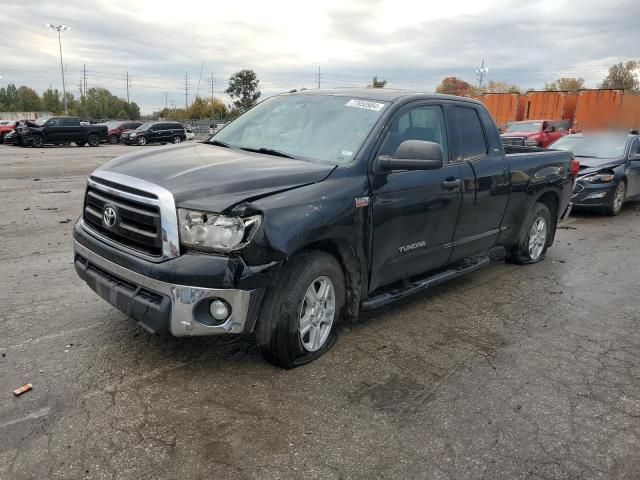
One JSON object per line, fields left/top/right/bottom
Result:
{"left": 81, "top": 172, "right": 180, "bottom": 262}
{"left": 501, "top": 136, "right": 526, "bottom": 146}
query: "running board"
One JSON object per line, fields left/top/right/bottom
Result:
{"left": 361, "top": 254, "right": 491, "bottom": 311}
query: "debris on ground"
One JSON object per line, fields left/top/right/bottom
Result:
{"left": 23, "top": 207, "right": 30, "bottom": 211}
{"left": 13, "top": 383, "right": 33, "bottom": 396}
{"left": 39, "top": 190, "right": 70, "bottom": 194}
{"left": 59, "top": 218, "right": 72, "bottom": 224}
{"left": 558, "top": 226, "right": 577, "bottom": 230}
{"left": 33, "top": 178, "right": 41, "bottom": 181}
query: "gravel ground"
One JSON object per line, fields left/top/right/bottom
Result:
{"left": 1, "top": 143, "right": 639, "bottom": 480}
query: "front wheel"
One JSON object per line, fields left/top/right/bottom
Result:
{"left": 511, "top": 202, "right": 551, "bottom": 264}
{"left": 108, "top": 135, "right": 118, "bottom": 144}
{"left": 30, "top": 135, "right": 44, "bottom": 148}
{"left": 256, "top": 251, "right": 345, "bottom": 369}
{"left": 605, "top": 181, "right": 626, "bottom": 216}
{"left": 136, "top": 136, "right": 147, "bottom": 146}
{"left": 88, "top": 134, "right": 100, "bottom": 147}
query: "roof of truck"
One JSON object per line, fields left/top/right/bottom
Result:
{"left": 282, "top": 88, "right": 482, "bottom": 105}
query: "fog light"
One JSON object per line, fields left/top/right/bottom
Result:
{"left": 209, "top": 299, "right": 230, "bottom": 321}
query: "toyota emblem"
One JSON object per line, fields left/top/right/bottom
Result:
{"left": 102, "top": 205, "right": 118, "bottom": 228}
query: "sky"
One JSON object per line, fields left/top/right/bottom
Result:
{"left": 1, "top": 0, "right": 638, "bottom": 114}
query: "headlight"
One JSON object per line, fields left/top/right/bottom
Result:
{"left": 178, "top": 209, "right": 261, "bottom": 253}
{"left": 525, "top": 139, "right": 539, "bottom": 146}
{"left": 582, "top": 172, "right": 615, "bottom": 183}
{"left": 130, "top": 133, "right": 137, "bottom": 137}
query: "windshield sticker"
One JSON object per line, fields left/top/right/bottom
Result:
{"left": 341, "top": 150, "right": 353, "bottom": 157}
{"left": 345, "top": 99, "right": 385, "bottom": 111}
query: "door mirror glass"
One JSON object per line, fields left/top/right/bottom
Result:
{"left": 545, "top": 126, "right": 556, "bottom": 133}
{"left": 375, "top": 140, "right": 444, "bottom": 173}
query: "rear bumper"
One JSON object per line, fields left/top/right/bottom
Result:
{"left": 74, "top": 240, "right": 262, "bottom": 337}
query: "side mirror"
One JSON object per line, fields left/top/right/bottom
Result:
{"left": 375, "top": 140, "right": 444, "bottom": 174}
{"left": 545, "top": 126, "right": 556, "bottom": 133}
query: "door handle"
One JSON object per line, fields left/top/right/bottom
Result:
{"left": 441, "top": 178, "right": 462, "bottom": 190}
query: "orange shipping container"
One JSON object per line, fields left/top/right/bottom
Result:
{"left": 480, "top": 93, "right": 525, "bottom": 129}
{"left": 524, "top": 91, "right": 577, "bottom": 123}
{"left": 573, "top": 89, "right": 640, "bottom": 132}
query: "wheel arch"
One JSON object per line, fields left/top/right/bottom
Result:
{"left": 533, "top": 190, "right": 559, "bottom": 246}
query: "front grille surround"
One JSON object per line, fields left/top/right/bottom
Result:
{"left": 82, "top": 171, "right": 180, "bottom": 262}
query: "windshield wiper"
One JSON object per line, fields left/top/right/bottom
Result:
{"left": 574, "top": 155, "right": 605, "bottom": 159}
{"left": 239, "top": 147, "right": 296, "bottom": 159}
{"left": 204, "top": 139, "right": 230, "bottom": 148}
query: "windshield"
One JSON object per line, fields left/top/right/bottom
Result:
{"left": 212, "top": 94, "right": 389, "bottom": 164}
{"left": 136, "top": 123, "right": 152, "bottom": 131}
{"left": 34, "top": 117, "right": 51, "bottom": 127}
{"left": 505, "top": 122, "right": 542, "bottom": 133}
{"left": 550, "top": 134, "right": 627, "bottom": 159}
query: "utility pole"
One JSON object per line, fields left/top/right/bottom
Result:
{"left": 46, "top": 24, "right": 70, "bottom": 114}
{"left": 209, "top": 73, "right": 216, "bottom": 118}
{"left": 164, "top": 91, "right": 168, "bottom": 110}
{"left": 126, "top": 71, "right": 130, "bottom": 104}
{"left": 184, "top": 72, "right": 190, "bottom": 109}
{"left": 83, "top": 63, "right": 87, "bottom": 99}
{"left": 475, "top": 59, "right": 489, "bottom": 90}
{"left": 315, "top": 66, "right": 322, "bottom": 89}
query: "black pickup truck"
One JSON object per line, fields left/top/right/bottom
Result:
{"left": 73, "top": 90, "right": 575, "bottom": 368}
{"left": 20, "top": 116, "right": 108, "bottom": 147}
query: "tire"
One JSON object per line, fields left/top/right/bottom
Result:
{"left": 30, "top": 135, "right": 44, "bottom": 148}
{"left": 87, "top": 134, "right": 100, "bottom": 147}
{"left": 605, "top": 180, "right": 626, "bottom": 216}
{"left": 256, "top": 250, "right": 345, "bottom": 369}
{"left": 136, "top": 136, "right": 147, "bottom": 146}
{"left": 108, "top": 135, "right": 119, "bottom": 145}
{"left": 511, "top": 202, "right": 552, "bottom": 264}
{"left": 172, "top": 135, "right": 182, "bottom": 144}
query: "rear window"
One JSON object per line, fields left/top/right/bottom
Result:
{"left": 454, "top": 107, "right": 488, "bottom": 160}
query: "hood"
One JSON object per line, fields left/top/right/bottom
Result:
{"left": 576, "top": 156, "right": 624, "bottom": 176}
{"left": 501, "top": 131, "right": 538, "bottom": 138}
{"left": 97, "top": 143, "right": 336, "bottom": 212}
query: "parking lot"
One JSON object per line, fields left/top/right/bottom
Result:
{"left": 1, "top": 143, "right": 639, "bottom": 479}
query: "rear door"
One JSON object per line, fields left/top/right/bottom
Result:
{"left": 149, "top": 123, "right": 164, "bottom": 143}
{"left": 61, "top": 117, "right": 82, "bottom": 141}
{"left": 369, "top": 102, "right": 462, "bottom": 292}
{"left": 448, "top": 105, "right": 510, "bottom": 262}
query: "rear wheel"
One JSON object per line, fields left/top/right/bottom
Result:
{"left": 108, "top": 135, "right": 118, "bottom": 144}
{"left": 511, "top": 202, "right": 551, "bottom": 264}
{"left": 256, "top": 251, "right": 345, "bottom": 369}
{"left": 88, "top": 134, "right": 100, "bottom": 147}
{"left": 172, "top": 135, "right": 182, "bottom": 144}
{"left": 136, "top": 136, "right": 147, "bottom": 146}
{"left": 605, "top": 181, "right": 626, "bottom": 216}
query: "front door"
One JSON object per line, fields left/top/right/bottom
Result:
{"left": 369, "top": 103, "right": 462, "bottom": 292}
{"left": 627, "top": 138, "right": 640, "bottom": 198}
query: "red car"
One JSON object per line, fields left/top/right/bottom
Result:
{"left": 0, "top": 120, "right": 15, "bottom": 143}
{"left": 105, "top": 120, "right": 143, "bottom": 144}
{"left": 501, "top": 120, "right": 570, "bottom": 148}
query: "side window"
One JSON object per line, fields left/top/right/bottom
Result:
{"left": 454, "top": 107, "right": 487, "bottom": 161}
{"left": 62, "top": 118, "right": 79, "bottom": 126}
{"left": 631, "top": 139, "right": 640, "bottom": 155}
{"left": 151, "top": 124, "right": 161, "bottom": 131}
{"left": 379, "top": 105, "right": 448, "bottom": 161}
{"left": 48, "top": 118, "right": 60, "bottom": 126}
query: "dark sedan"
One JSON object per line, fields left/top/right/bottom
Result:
{"left": 549, "top": 132, "right": 640, "bottom": 215}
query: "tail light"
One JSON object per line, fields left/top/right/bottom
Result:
{"left": 570, "top": 158, "right": 580, "bottom": 178}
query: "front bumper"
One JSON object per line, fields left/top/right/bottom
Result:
{"left": 74, "top": 240, "right": 261, "bottom": 337}
{"left": 572, "top": 180, "right": 617, "bottom": 208}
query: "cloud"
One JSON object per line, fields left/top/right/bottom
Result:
{"left": 1, "top": 0, "right": 638, "bottom": 113}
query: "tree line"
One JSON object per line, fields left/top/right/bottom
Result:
{"left": 0, "top": 84, "right": 141, "bottom": 119}
{"left": 434, "top": 61, "right": 640, "bottom": 97}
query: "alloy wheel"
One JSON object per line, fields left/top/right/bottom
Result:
{"left": 528, "top": 216, "right": 547, "bottom": 260}
{"left": 298, "top": 276, "right": 336, "bottom": 352}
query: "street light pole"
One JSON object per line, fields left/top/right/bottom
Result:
{"left": 46, "top": 24, "right": 70, "bottom": 115}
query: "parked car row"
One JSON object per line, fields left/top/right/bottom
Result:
{"left": 1, "top": 117, "right": 190, "bottom": 147}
